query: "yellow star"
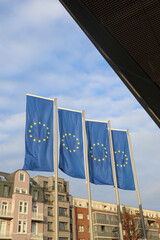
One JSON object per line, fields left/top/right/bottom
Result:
{"left": 61, "top": 139, "right": 64, "bottom": 142}
{"left": 125, "top": 154, "right": 127, "bottom": 157}
{"left": 66, "top": 147, "right": 68, "bottom": 150}
{"left": 77, "top": 147, "right": 79, "bottom": 149}
{"left": 106, "top": 151, "right": 108, "bottom": 154}
{"left": 126, "top": 158, "right": 128, "bottom": 160}
{"left": 65, "top": 133, "right": 67, "bottom": 136}
{"left": 101, "top": 144, "right": 104, "bottom": 146}
{"left": 97, "top": 143, "right": 99, "bottom": 145}
{"left": 98, "top": 159, "right": 101, "bottom": 162}
{"left": 123, "top": 165, "right": 125, "bottom": 167}
{"left": 30, "top": 135, "right": 32, "bottom": 138}
{"left": 63, "top": 144, "right": 65, "bottom": 146}
{"left": 121, "top": 165, "right": 122, "bottom": 167}
{"left": 33, "top": 139, "right": 36, "bottom": 142}
{"left": 102, "top": 158, "right": 104, "bottom": 161}
{"left": 94, "top": 158, "right": 96, "bottom": 160}
{"left": 118, "top": 150, "right": 120, "bottom": 153}
{"left": 104, "top": 147, "right": 106, "bottom": 150}
{"left": 69, "top": 150, "right": 71, "bottom": 152}
{"left": 63, "top": 135, "right": 65, "bottom": 138}
{"left": 38, "top": 140, "right": 41, "bottom": 143}
{"left": 78, "top": 142, "right": 80, "bottom": 145}
{"left": 30, "top": 125, "right": 33, "bottom": 128}
{"left": 73, "top": 150, "right": 76, "bottom": 152}
{"left": 117, "top": 164, "right": 118, "bottom": 166}
{"left": 43, "top": 139, "right": 46, "bottom": 141}
{"left": 73, "top": 135, "right": 75, "bottom": 137}
{"left": 90, "top": 151, "right": 92, "bottom": 153}
{"left": 126, "top": 162, "right": 128, "bottom": 164}
{"left": 105, "top": 155, "right": 107, "bottom": 158}
{"left": 76, "top": 138, "right": 79, "bottom": 141}
{"left": 39, "top": 122, "right": 41, "bottom": 124}
{"left": 48, "top": 132, "right": 50, "bottom": 135}
{"left": 91, "top": 147, "right": 93, "bottom": 149}
{"left": 47, "top": 127, "right": 49, "bottom": 129}
{"left": 43, "top": 124, "right": 45, "bottom": 126}
{"left": 122, "top": 151, "right": 124, "bottom": 153}
{"left": 115, "top": 151, "right": 117, "bottom": 154}
{"left": 34, "top": 122, "right": 36, "bottom": 125}
{"left": 93, "top": 144, "right": 95, "bottom": 146}
{"left": 69, "top": 133, "right": 71, "bottom": 135}
{"left": 46, "top": 136, "right": 49, "bottom": 139}
{"left": 29, "top": 130, "right": 31, "bottom": 133}
{"left": 91, "top": 155, "right": 93, "bottom": 157}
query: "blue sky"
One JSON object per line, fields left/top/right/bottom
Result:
{"left": 0, "top": 0, "right": 160, "bottom": 211}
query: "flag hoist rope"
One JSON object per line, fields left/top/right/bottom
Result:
{"left": 82, "top": 111, "right": 94, "bottom": 240}
{"left": 54, "top": 98, "right": 59, "bottom": 240}
{"left": 108, "top": 121, "right": 124, "bottom": 240}
{"left": 127, "top": 130, "right": 147, "bottom": 240}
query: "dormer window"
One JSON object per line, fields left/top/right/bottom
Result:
{"left": 20, "top": 173, "right": 24, "bottom": 182}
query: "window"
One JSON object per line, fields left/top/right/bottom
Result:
{"left": 0, "top": 221, "right": 6, "bottom": 233}
{"left": 48, "top": 207, "right": 53, "bottom": 216}
{"left": 45, "top": 194, "right": 51, "bottom": 202}
{"left": 59, "top": 207, "right": 67, "bottom": 216}
{"left": 32, "top": 205, "right": 38, "bottom": 217}
{"left": 32, "top": 222, "right": 37, "bottom": 234}
{"left": 1, "top": 202, "right": 7, "bottom": 215}
{"left": 59, "top": 222, "right": 68, "bottom": 231}
{"left": 43, "top": 181, "right": 48, "bottom": 189}
{"left": 58, "top": 195, "right": 65, "bottom": 201}
{"left": 3, "top": 185, "right": 8, "bottom": 197}
{"left": 101, "top": 226, "right": 105, "bottom": 232}
{"left": 20, "top": 173, "right": 24, "bottom": 182}
{"left": 78, "top": 213, "right": 83, "bottom": 219}
{"left": 58, "top": 182, "right": 63, "bottom": 192}
{"left": 18, "top": 220, "right": 27, "bottom": 233}
{"left": 78, "top": 225, "right": 84, "bottom": 232}
{"left": 19, "top": 201, "right": 28, "bottom": 213}
{"left": 48, "top": 222, "right": 53, "bottom": 232}
{"left": 33, "top": 190, "right": 38, "bottom": 201}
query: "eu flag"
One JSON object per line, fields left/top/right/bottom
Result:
{"left": 58, "top": 109, "right": 85, "bottom": 179}
{"left": 86, "top": 121, "right": 114, "bottom": 185}
{"left": 111, "top": 130, "right": 135, "bottom": 190}
{"left": 23, "top": 95, "right": 54, "bottom": 172}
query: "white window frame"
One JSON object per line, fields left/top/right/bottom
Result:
{"left": 18, "top": 220, "right": 27, "bottom": 233}
{"left": 0, "top": 220, "right": 6, "bottom": 233}
{"left": 78, "top": 225, "right": 84, "bottom": 232}
{"left": 19, "top": 201, "right": 28, "bottom": 214}
{"left": 78, "top": 213, "right": 83, "bottom": 219}
{"left": 1, "top": 201, "right": 8, "bottom": 215}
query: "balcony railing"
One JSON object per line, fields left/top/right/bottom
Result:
{"left": 31, "top": 233, "right": 43, "bottom": 240}
{"left": 0, "top": 211, "right": 13, "bottom": 219}
{"left": 0, "top": 231, "right": 12, "bottom": 239}
{"left": 32, "top": 212, "right": 44, "bottom": 221}
{"left": 94, "top": 231, "right": 119, "bottom": 238}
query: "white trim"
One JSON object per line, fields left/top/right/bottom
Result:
{"left": 26, "top": 93, "right": 54, "bottom": 101}
{"left": 86, "top": 119, "right": 108, "bottom": 123}
{"left": 58, "top": 107, "right": 82, "bottom": 113}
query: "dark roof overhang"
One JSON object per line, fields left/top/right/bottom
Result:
{"left": 59, "top": 0, "right": 160, "bottom": 128}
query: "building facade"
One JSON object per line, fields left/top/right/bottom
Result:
{"left": 0, "top": 169, "right": 44, "bottom": 240}
{"left": 73, "top": 197, "right": 160, "bottom": 240}
{"left": 1, "top": 170, "right": 160, "bottom": 240}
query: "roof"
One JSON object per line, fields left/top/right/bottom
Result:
{"left": 59, "top": 0, "right": 160, "bottom": 127}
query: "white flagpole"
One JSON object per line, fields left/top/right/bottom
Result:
{"left": 54, "top": 98, "right": 59, "bottom": 240}
{"left": 82, "top": 111, "right": 94, "bottom": 240}
{"left": 108, "top": 121, "right": 124, "bottom": 240}
{"left": 127, "top": 130, "right": 147, "bottom": 240}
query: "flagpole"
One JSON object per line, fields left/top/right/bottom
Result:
{"left": 127, "top": 130, "right": 147, "bottom": 240}
{"left": 54, "top": 98, "right": 59, "bottom": 240}
{"left": 82, "top": 110, "right": 94, "bottom": 240}
{"left": 108, "top": 121, "right": 124, "bottom": 240}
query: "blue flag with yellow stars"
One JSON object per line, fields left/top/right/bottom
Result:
{"left": 86, "top": 120, "right": 114, "bottom": 185}
{"left": 23, "top": 95, "right": 54, "bottom": 172}
{"left": 58, "top": 109, "right": 85, "bottom": 179}
{"left": 111, "top": 130, "right": 135, "bottom": 190}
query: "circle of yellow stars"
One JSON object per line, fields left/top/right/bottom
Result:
{"left": 90, "top": 143, "right": 108, "bottom": 162}
{"left": 115, "top": 150, "right": 128, "bottom": 168}
{"left": 61, "top": 133, "right": 80, "bottom": 153}
{"left": 29, "top": 122, "right": 50, "bottom": 143}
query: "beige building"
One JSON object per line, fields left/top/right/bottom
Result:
{"left": 33, "top": 175, "right": 73, "bottom": 240}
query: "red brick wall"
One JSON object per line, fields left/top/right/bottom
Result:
{"left": 74, "top": 207, "right": 90, "bottom": 240}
